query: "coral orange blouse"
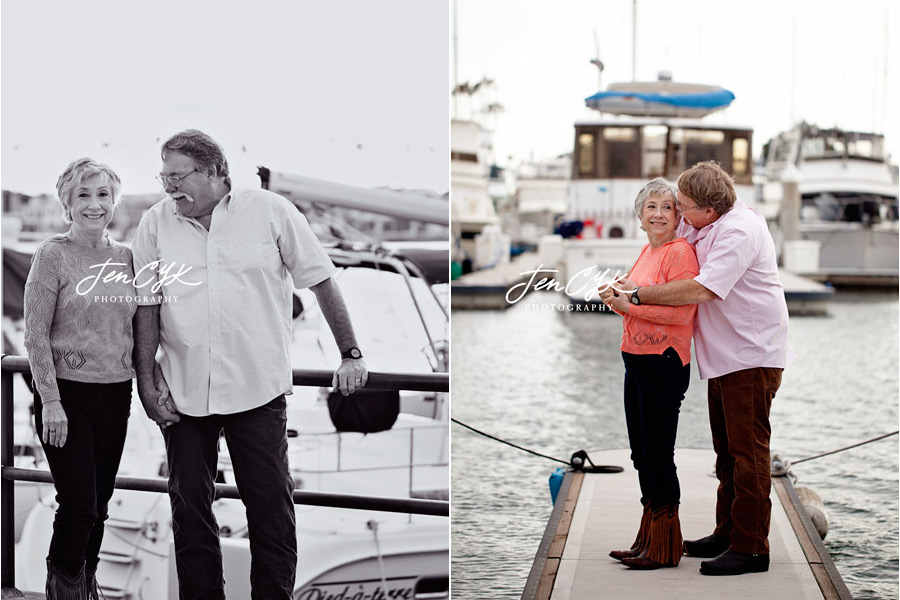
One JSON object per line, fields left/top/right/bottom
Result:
{"left": 615, "top": 238, "right": 699, "bottom": 365}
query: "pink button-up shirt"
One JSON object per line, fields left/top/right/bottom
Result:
{"left": 131, "top": 188, "right": 337, "bottom": 416}
{"left": 677, "top": 199, "right": 792, "bottom": 380}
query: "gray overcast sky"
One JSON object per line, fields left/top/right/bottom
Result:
{"left": 453, "top": 0, "right": 898, "bottom": 166}
{"left": 1, "top": 0, "right": 449, "bottom": 196}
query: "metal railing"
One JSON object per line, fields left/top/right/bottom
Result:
{"left": 1, "top": 354, "right": 449, "bottom": 591}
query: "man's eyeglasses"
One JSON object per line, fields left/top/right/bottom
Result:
{"left": 677, "top": 203, "right": 705, "bottom": 213}
{"left": 156, "top": 168, "right": 199, "bottom": 188}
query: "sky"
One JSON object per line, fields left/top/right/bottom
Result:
{"left": 0, "top": 0, "right": 449, "bottom": 196}
{"left": 452, "top": 0, "right": 898, "bottom": 168}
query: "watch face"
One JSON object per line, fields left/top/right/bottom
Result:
{"left": 350, "top": 348, "right": 362, "bottom": 359}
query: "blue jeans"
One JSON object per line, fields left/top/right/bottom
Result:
{"left": 34, "top": 378, "right": 132, "bottom": 577}
{"left": 163, "top": 395, "right": 297, "bottom": 600}
{"left": 622, "top": 349, "right": 690, "bottom": 509}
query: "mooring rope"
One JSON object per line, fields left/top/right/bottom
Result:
{"left": 453, "top": 419, "right": 898, "bottom": 473}
{"left": 451, "top": 418, "right": 570, "bottom": 464}
{"left": 791, "top": 430, "right": 898, "bottom": 466}
{"left": 451, "top": 418, "right": 623, "bottom": 473}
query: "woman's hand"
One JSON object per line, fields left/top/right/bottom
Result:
{"left": 41, "top": 400, "right": 68, "bottom": 448}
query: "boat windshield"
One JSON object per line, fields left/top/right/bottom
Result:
{"left": 803, "top": 193, "right": 899, "bottom": 223}
{"left": 801, "top": 131, "right": 886, "bottom": 162}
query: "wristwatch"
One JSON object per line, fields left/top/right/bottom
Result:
{"left": 630, "top": 287, "right": 641, "bottom": 306}
{"left": 341, "top": 347, "right": 363, "bottom": 360}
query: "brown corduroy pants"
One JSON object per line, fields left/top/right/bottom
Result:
{"left": 708, "top": 367, "right": 783, "bottom": 555}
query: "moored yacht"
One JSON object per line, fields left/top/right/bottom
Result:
{"left": 760, "top": 123, "right": 899, "bottom": 286}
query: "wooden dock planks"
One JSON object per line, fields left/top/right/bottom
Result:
{"left": 523, "top": 448, "right": 851, "bottom": 600}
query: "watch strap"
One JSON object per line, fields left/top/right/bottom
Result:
{"left": 630, "top": 287, "right": 641, "bottom": 305}
{"left": 341, "top": 347, "right": 363, "bottom": 360}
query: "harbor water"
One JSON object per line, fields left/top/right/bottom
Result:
{"left": 450, "top": 289, "right": 899, "bottom": 600}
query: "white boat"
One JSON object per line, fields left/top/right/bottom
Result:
{"left": 6, "top": 173, "right": 450, "bottom": 599}
{"left": 511, "top": 154, "right": 570, "bottom": 248}
{"left": 559, "top": 70, "right": 755, "bottom": 303}
{"left": 759, "top": 123, "right": 899, "bottom": 286}
{"left": 450, "top": 119, "right": 509, "bottom": 272}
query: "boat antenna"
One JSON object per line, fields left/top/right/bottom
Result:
{"left": 591, "top": 30, "right": 605, "bottom": 89}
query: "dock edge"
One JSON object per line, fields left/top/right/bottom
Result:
{"left": 521, "top": 470, "right": 583, "bottom": 600}
{"left": 773, "top": 475, "right": 853, "bottom": 600}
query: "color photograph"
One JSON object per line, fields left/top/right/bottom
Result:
{"left": 450, "top": 1, "right": 898, "bottom": 598}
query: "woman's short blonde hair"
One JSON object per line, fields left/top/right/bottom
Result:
{"left": 55, "top": 158, "right": 122, "bottom": 224}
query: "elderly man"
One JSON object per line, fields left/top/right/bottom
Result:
{"left": 601, "top": 161, "right": 791, "bottom": 576}
{"left": 132, "top": 129, "right": 368, "bottom": 599}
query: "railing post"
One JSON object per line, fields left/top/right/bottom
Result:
{"left": 408, "top": 428, "right": 414, "bottom": 500}
{"left": 2, "top": 360, "right": 17, "bottom": 590}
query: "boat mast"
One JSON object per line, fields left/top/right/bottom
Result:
{"left": 631, "top": 0, "right": 637, "bottom": 81}
{"left": 881, "top": 1, "right": 889, "bottom": 135}
{"left": 452, "top": 0, "right": 459, "bottom": 119}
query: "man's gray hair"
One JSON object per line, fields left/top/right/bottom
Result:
{"left": 634, "top": 177, "right": 677, "bottom": 219}
{"left": 161, "top": 129, "right": 231, "bottom": 187}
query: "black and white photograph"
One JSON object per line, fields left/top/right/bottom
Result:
{"left": 1, "top": 2, "right": 449, "bottom": 598}
{"left": 450, "top": 1, "right": 897, "bottom": 599}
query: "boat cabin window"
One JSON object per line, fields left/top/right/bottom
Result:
{"left": 805, "top": 193, "right": 899, "bottom": 224}
{"left": 574, "top": 124, "right": 752, "bottom": 183}
{"left": 732, "top": 138, "right": 750, "bottom": 177}
{"left": 682, "top": 129, "right": 726, "bottom": 168}
{"left": 667, "top": 128, "right": 752, "bottom": 184}
{"left": 602, "top": 127, "right": 640, "bottom": 177}
{"left": 848, "top": 139, "right": 874, "bottom": 158}
{"left": 642, "top": 125, "right": 667, "bottom": 178}
{"left": 577, "top": 132, "right": 596, "bottom": 177}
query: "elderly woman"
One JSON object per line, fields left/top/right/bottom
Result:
{"left": 604, "top": 177, "right": 699, "bottom": 570}
{"left": 24, "top": 158, "right": 136, "bottom": 599}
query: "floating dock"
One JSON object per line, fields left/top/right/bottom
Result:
{"left": 522, "top": 448, "right": 851, "bottom": 600}
{"left": 779, "top": 269, "right": 835, "bottom": 316}
{"left": 451, "top": 252, "right": 543, "bottom": 310}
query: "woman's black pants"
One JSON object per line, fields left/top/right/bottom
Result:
{"left": 622, "top": 348, "right": 690, "bottom": 509}
{"left": 34, "top": 378, "right": 132, "bottom": 577}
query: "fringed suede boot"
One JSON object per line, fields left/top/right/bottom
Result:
{"left": 621, "top": 505, "right": 683, "bottom": 570}
{"left": 45, "top": 559, "right": 89, "bottom": 600}
{"left": 609, "top": 501, "right": 652, "bottom": 561}
{"left": 85, "top": 564, "right": 100, "bottom": 600}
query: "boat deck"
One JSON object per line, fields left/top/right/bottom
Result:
{"left": 522, "top": 448, "right": 851, "bottom": 600}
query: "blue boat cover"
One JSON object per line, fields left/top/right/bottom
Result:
{"left": 585, "top": 88, "right": 735, "bottom": 109}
